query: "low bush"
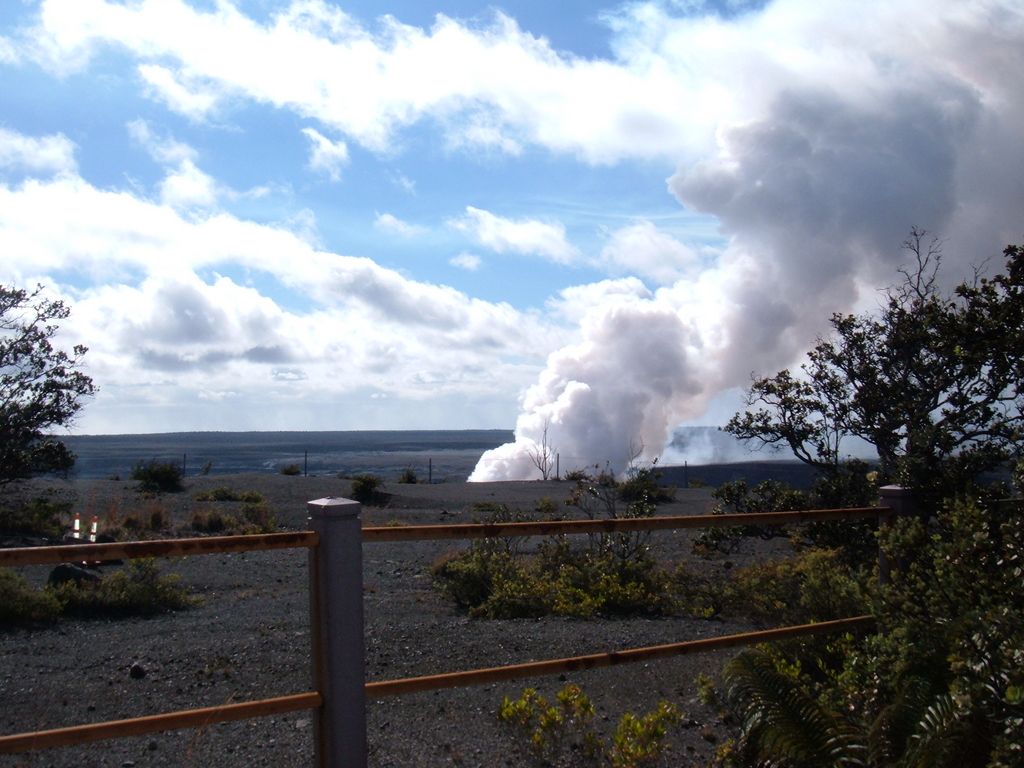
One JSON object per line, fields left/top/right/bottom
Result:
{"left": 1, "top": 560, "right": 199, "bottom": 627}
{"left": 433, "top": 497, "right": 679, "bottom": 619}
{"left": 617, "top": 465, "right": 675, "bottom": 505}
{"left": 717, "top": 496, "right": 1024, "bottom": 766}
{"left": 280, "top": 464, "right": 302, "bottom": 476}
{"left": 397, "top": 465, "right": 418, "bottom": 484}
{"left": 191, "top": 509, "right": 234, "bottom": 533}
{"left": 131, "top": 459, "right": 184, "bottom": 493}
{"left": 192, "top": 487, "right": 263, "bottom": 503}
{"left": 434, "top": 468, "right": 689, "bottom": 620}
{"left": 0, "top": 491, "right": 71, "bottom": 539}
{"left": 148, "top": 504, "right": 167, "bottom": 531}
{"left": 121, "top": 512, "right": 145, "bottom": 532}
{"left": 498, "top": 683, "right": 680, "bottom": 768}
{"left": 0, "top": 568, "right": 62, "bottom": 625}
{"left": 240, "top": 501, "right": 276, "bottom": 534}
{"left": 53, "top": 559, "right": 199, "bottom": 618}
{"left": 692, "top": 462, "right": 880, "bottom": 564}
{"left": 190, "top": 501, "right": 274, "bottom": 535}
{"left": 350, "top": 474, "right": 386, "bottom": 505}
{"left": 663, "top": 547, "right": 871, "bottom": 626}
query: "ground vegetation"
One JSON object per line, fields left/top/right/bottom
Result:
{"left": 703, "top": 236, "right": 1024, "bottom": 766}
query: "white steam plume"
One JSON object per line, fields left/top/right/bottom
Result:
{"left": 471, "top": 0, "right": 1024, "bottom": 481}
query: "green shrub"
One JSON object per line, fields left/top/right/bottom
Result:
{"left": 433, "top": 532, "right": 677, "bottom": 619}
{"left": 0, "top": 491, "right": 71, "bottom": 538}
{"left": 434, "top": 476, "right": 681, "bottom": 620}
{"left": 397, "top": 465, "right": 418, "bottom": 484}
{"left": 722, "top": 548, "right": 869, "bottom": 625}
{"left": 0, "top": 568, "right": 62, "bottom": 625}
{"left": 148, "top": 505, "right": 167, "bottom": 531}
{"left": 350, "top": 474, "right": 386, "bottom": 505}
{"left": 717, "top": 496, "right": 1024, "bottom": 766}
{"left": 54, "top": 559, "right": 200, "bottom": 618}
{"left": 535, "top": 496, "right": 559, "bottom": 516}
{"left": 280, "top": 464, "right": 301, "bottom": 476}
{"left": 692, "top": 462, "right": 881, "bottom": 563}
{"left": 1, "top": 560, "right": 199, "bottom": 627}
{"left": 240, "top": 501, "right": 276, "bottom": 534}
{"left": 498, "top": 684, "right": 680, "bottom": 768}
{"left": 130, "top": 459, "right": 184, "bottom": 492}
{"left": 193, "top": 487, "right": 263, "bottom": 503}
{"left": 190, "top": 509, "right": 228, "bottom": 533}
{"left": 121, "top": 512, "right": 145, "bottom": 532}
{"left": 618, "top": 465, "right": 675, "bottom": 504}
{"left": 664, "top": 547, "right": 871, "bottom": 627}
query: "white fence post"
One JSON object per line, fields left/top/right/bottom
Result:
{"left": 877, "top": 485, "right": 915, "bottom": 585}
{"left": 308, "top": 497, "right": 367, "bottom": 768}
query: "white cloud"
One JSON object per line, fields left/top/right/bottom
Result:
{"left": 13, "top": 0, "right": 717, "bottom": 161}
{"left": 126, "top": 120, "right": 224, "bottom": 209}
{"left": 0, "top": 36, "right": 19, "bottom": 65}
{"left": 374, "top": 212, "right": 426, "bottom": 237}
{"left": 0, "top": 163, "right": 572, "bottom": 431}
{"left": 450, "top": 253, "right": 481, "bottom": 271}
{"left": 0, "top": 128, "right": 77, "bottom": 175}
{"left": 14, "top": 0, "right": 1024, "bottom": 170}
{"left": 598, "top": 221, "right": 702, "bottom": 284}
{"left": 389, "top": 171, "right": 416, "bottom": 195}
{"left": 449, "top": 206, "right": 579, "bottom": 263}
{"left": 158, "top": 159, "right": 218, "bottom": 209}
{"left": 137, "top": 64, "right": 224, "bottom": 119}
{"left": 301, "top": 127, "right": 349, "bottom": 180}
{"left": 127, "top": 118, "right": 197, "bottom": 164}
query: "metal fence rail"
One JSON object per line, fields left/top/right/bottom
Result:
{"left": 360, "top": 506, "right": 890, "bottom": 541}
{"left": 0, "top": 531, "right": 318, "bottom": 567}
{"left": 364, "top": 616, "right": 875, "bottom": 698}
{"left": 0, "top": 486, "right": 916, "bottom": 766}
{"left": 0, "top": 693, "right": 322, "bottom": 753}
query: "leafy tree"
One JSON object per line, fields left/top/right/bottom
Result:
{"left": 0, "top": 285, "right": 95, "bottom": 485}
{"left": 726, "top": 231, "right": 1024, "bottom": 511}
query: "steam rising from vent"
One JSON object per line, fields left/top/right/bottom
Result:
{"left": 470, "top": 297, "right": 711, "bottom": 481}
{"left": 472, "top": 0, "right": 1024, "bottom": 481}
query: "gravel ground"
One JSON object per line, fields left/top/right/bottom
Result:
{"left": 0, "top": 475, "right": 787, "bottom": 768}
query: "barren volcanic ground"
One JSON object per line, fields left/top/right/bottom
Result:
{"left": 0, "top": 474, "right": 788, "bottom": 768}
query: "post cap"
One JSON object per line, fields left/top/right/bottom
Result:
{"left": 307, "top": 497, "right": 361, "bottom": 519}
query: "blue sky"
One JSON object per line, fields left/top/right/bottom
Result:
{"left": 1, "top": 0, "right": 1022, "bottom": 477}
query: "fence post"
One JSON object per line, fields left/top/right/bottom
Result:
{"left": 877, "top": 485, "right": 915, "bottom": 585}
{"left": 307, "top": 497, "right": 367, "bottom": 768}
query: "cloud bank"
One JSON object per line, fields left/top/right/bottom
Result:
{"left": 1, "top": 0, "right": 1022, "bottom": 468}
{"left": 0, "top": 146, "right": 568, "bottom": 432}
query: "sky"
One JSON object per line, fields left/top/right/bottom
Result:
{"left": 1, "top": 0, "right": 1022, "bottom": 479}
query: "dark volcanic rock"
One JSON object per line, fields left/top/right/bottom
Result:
{"left": 47, "top": 563, "right": 102, "bottom": 587}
